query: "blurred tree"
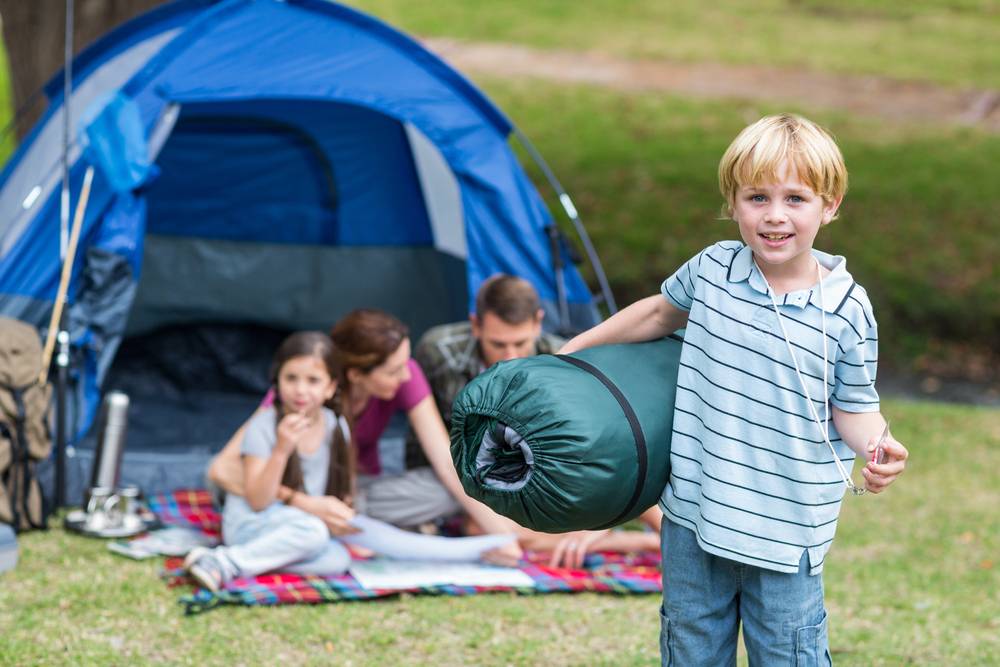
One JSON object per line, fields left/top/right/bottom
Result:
{"left": 0, "top": 0, "right": 164, "bottom": 140}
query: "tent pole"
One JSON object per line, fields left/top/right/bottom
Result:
{"left": 511, "top": 128, "right": 618, "bottom": 317}
{"left": 60, "top": 0, "right": 74, "bottom": 260}
{"left": 55, "top": 0, "right": 75, "bottom": 508}
{"left": 545, "top": 225, "right": 572, "bottom": 336}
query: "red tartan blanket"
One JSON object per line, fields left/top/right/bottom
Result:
{"left": 149, "top": 490, "right": 661, "bottom": 615}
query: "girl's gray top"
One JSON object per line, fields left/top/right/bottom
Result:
{"left": 223, "top": 406, "right": 343, "bottom": 521}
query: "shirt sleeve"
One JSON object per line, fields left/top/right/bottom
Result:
{"left": 397, "top": 357, "right": 432, "bottom": 411}
{"left": 831, "top": 308, "right": 880, "bottom": 413}
{"left": 661, "top": 248, "right": 707, "bottom": 312}
{"left": 241, "top": 407, "right": 278, "bottom": 458}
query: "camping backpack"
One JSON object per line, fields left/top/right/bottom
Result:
{"left": 0, "top": 317, "right": 52, "bottom": 531}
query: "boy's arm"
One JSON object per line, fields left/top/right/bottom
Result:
{"left": 831, "top": 407, "right": 908, "bottom": 494}
{"left": 559, "top": 295, "right": 688, "bottom": 354}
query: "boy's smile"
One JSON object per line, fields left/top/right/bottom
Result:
{"left": 732, "top": 159, "right": 841, "bottom": 290}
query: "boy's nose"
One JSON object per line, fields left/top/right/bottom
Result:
{"left": 764, "top": 204, "right": 789, "bottom": 223}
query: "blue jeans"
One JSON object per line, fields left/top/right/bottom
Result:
{"left": 660, "top": 517, "right": 832, "bottom": 666}
{"left": 220, "top": 497, "right": 351, "bottom": 577}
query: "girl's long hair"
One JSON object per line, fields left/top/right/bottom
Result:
{"left": 329, "top": 309, "right": 409, "bottom": 396}
{"left": 270, "top": 331, "right": 355, "bottom": 502}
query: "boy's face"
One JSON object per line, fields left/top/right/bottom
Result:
{"left": 731, "top": 159, "right": 841, "bottom": 282}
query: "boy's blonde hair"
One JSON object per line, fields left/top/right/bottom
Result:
{"left": 718, "top": 114, "right": 847, "bottom": 219}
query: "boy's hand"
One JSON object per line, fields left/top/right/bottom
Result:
{"left": 276, "top": 412, "right": 310, "bottom": 455}
{"left": 862, "top": 435, "right": 908, "bottom": 493}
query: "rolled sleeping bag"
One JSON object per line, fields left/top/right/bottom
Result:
{"left": 450, "top": 335, "right": 682, "bottom": 533}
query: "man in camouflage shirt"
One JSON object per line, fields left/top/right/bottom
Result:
{"left": 404, "top": 275, "right": 563, "bottom": 468}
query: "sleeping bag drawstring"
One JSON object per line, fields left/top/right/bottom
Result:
{"left": 760, "top": 258, "right": 868, "bottom": 496}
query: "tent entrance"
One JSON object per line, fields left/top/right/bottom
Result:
{"left": 129, "top": 98, "right": 469, "bottom": 338}
{"left": 56, "top": 99, "right": 470, "bottom": 500}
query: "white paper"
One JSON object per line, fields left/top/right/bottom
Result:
{"left": 343, "top": 515, "right": 516, "bottom": 562}
{"left": 349, "top": 558, "right": 535, "bottom": 590}
{"left": 107, "top": 526, "right": 219, "bottom": 559}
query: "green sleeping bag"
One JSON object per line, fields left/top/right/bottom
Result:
{"left": 450, "top": 335, "right": 682, "bottom": 533}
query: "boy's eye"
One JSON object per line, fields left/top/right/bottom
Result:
{"left": 787, "top": 195, "right": 804, "bottom": 203}
{"left": 750, "top": 194, "right": 767, "bottom": 203}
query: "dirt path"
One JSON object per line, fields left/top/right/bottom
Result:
{"left": 424, "top": 39, "right": 1000, "bottom": 132}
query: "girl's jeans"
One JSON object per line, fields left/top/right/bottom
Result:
{"left": 660, "top": 517, "right": 832, "bottom": 666}
{"left": 220, "top": 497, "right": 351, "bottom": 577}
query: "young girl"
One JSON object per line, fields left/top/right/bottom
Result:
{"left": 184, "top": 331, "right": 355, "bottom": 592}
{"left": 207, "top": 310, "right": 524, "bottom": 562}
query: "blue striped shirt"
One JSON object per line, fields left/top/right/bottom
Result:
{"left": 660, "top": 241, "right": 879, "bottom": 574}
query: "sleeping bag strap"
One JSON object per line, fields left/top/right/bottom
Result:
{"left": 555, "top": 355, "right": 647, "bottom": 528}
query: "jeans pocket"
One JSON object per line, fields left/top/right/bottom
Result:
{"left": 659, "top": 605, "right": 672, "bottom": 666}
{"left": 795, "top": 609, "right": 832, "bottom": 667}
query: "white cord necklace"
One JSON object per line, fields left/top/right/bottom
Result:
{"left": 759, "top": 257, "right": 867, "bottom": 496}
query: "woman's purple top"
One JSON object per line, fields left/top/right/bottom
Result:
{"left": 261, "top": 357, "right": 430, "bottom": 475}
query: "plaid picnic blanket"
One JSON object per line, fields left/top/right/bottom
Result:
{"left": 148, "top": 490, "right": 662, "bottom": 615}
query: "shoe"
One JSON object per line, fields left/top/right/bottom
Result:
{"left": 183, "top": 546, "right": 232, "bottom": 593}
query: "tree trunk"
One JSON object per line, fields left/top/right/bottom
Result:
{"left": 0, "top": 0, "right": 164, "bottom": 141}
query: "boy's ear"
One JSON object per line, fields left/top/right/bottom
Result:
{"left": 822, "top": 196, "right": 844, "bottom": 225}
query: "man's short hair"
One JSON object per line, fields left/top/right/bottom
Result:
{"left": 718, "top": 113, "right": 848, "bottom": 219}
{"left": 475, "top": 275, "right": 540, "bottom": 324}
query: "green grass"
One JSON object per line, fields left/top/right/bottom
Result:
{"left": 0, "top": 41, "right": 14, "bottom": 163}
{"left": 488, "top": 78, "right": 1000, "bottom": 366}
{"left": 2, "top": 399, "right": 998, "bottom": 665}
{"left": 346, "top": 0, "right": 1000, "bottom": 89}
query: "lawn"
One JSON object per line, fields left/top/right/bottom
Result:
{"left": 2, "top": 399, "right": 998, "bottom": 665}
{"left": 346, "top": 0, "right": 1000, "bottom": 89}
{"left": 0, "top": 41, "right": 13, "bottom": 163}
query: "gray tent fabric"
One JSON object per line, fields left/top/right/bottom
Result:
{"left": 450, "top": 336, "right": 682, "bottom": 532}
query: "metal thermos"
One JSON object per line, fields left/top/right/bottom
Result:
{"left": 87, "top": 391, "right": 130, "bottom": 501}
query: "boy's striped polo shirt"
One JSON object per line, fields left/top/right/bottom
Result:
{"left": 659, "top": 241, "right": 879, "bottom": 574}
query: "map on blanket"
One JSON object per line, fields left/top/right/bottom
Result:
{"left": 350, "top": 559, "right": 536, "bottom": 590}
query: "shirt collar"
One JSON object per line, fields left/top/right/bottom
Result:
{"left": 726, "top": 243, "right": 854, "bottom": 313}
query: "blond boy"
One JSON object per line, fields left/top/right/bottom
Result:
{"left": 560, "top": 114, "right": 908, "bottom": 664}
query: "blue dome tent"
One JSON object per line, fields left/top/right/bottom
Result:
{"left": 0, "top": 0, "right": 614, "bottom": 501}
